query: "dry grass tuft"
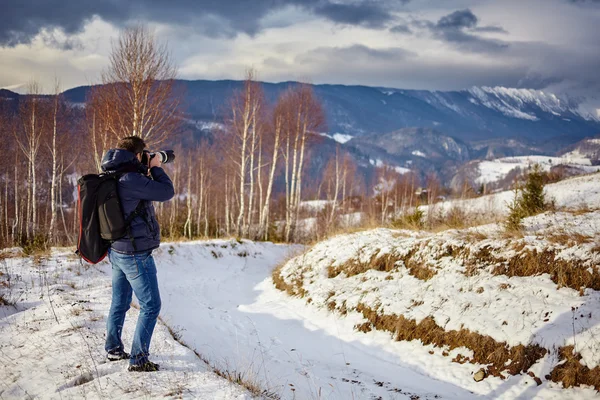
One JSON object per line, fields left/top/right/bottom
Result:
{"left": 327, "top": 247, "right": 438, "bottom": 281}
{"left": 0, "top": 294, "right": 14, "bottom": 306}
{"left": 549, "top": 346, "right": 600, "bottom": 391}
{"left": 272, "top": 264, "right": 307, "bottom": 298}
{"left": 355, "top": 304, "right": 546, "bottom": 378}
{"left": 461, "top": 243, "right": 600, "bottom": 292}
{"left": 546, "top": 232, "right": 593, "bottom": 246}
{"left": 490, "top": 249, "right": 600, "bottom": 292}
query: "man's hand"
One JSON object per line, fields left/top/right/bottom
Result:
{"left": 149, "top": 155, "right": 162, "bottom": 169}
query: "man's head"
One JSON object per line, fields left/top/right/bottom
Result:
{"left": 116, "top": 136, "right": 146, "bottom": 161}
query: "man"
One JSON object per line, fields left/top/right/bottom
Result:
{"left": 101, "top": 136, "right": 174, "bottom": 372}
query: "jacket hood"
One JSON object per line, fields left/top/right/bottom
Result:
{"left": 101, "top": 149, "right": 145, "bottom": 173}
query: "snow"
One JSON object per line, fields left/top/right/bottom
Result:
{"left": 432, "top": 172, "right": 600, "bottom": 218}
{"left": 276, "top": 210, "right": 600, "bottom": 398}
{"left": 3, "top": 239, "right": 482, "bottom": 400}
{"left": 466, "top": 86, "right": 600, "bottom": 122}
{"left": 475, "top": 155, "right": 599, "bottom": 185}
{"left": 369, "top": 159, "right": 411, "bottom": 175}
{"left": 0, "top": 248, "right": 251, "bottom": 399}
{"left": 468, "top": 87, "right": 540, "bottom": 121}
{"left": 395, "top": 166, "right": 411, "bottom": 174}
{"left": 4, "top": 174, "right": 600, "bottom": 399}
{"left": 300, "top": 199, "right": 334, "bottom": 211}
{"left": 412, "top": 150, "right": 427, "bottom": 158}
{"left": 319, "top": 132, "right": 354, "bottom": 144}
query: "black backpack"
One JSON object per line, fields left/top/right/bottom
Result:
{"left": 76, "top": 172, "right": 141, "bottom": 264}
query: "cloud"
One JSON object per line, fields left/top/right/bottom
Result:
{"left": 390, "top": 24, "right": 413, "bottom": 34}
{"left": 437, "top": 9, "right": 478, "bottom": 30}
{"left": 285, "top": 43, "right": 529, "bottom": 90}
{"left": 0, "top": 0, "right": 411, "bottom": 47}
{"left": 313, "top": 1, "right": 396, "bottom": 29}
{"left": 429, "top": 9, "right": 509, "bottom": 53}
{"left": 297, "top": 44, "right": 416, "bottom": 65}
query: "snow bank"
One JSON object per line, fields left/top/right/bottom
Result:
{"left": 276, "top": 210, "right": 600, "bottom": 397}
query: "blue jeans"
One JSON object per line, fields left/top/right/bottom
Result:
{"left": 105, "top": 249, "right": 161, "bottom": 366}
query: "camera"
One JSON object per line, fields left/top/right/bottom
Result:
{"left": 141, "top": 150, "right": 176, "bottom": 166}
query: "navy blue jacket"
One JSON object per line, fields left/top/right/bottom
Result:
{"left": 101, "top": 149, "right": 175, "bottom": 254}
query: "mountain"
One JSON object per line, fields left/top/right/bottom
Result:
{"left": 559, "top": 135, "right": 600, "bottom": 163}
{"left": 62, "top": 80, "right": 600, "bottom": 153}
{"left": 0, "top": 89, "right": 18, "bottom": 99}
{"left": 347, "top": 127, "right": 470, "bottom": 174}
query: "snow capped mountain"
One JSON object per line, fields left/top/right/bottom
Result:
{"left": 466, "top": 86, "right": 599, "bottom": 122}
{"left": 59, "top": 80, "right": 600, "bottom": 152}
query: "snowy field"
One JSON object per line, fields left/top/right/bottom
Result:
{"left": 429, "top": 171, "right": 600, "bottom": 219}
{"left": 3, "top": 174, "right": 600, "bottom": 399}
{"left": 475, "top": 156, "right": 600, "bottom": 185}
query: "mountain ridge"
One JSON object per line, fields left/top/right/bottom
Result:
{"left": 59, "top": 80, "right": 600, "bottom": 150}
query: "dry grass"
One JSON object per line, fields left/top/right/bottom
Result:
{"left": 545, "top": 231, "right": 593, "bottom": 246}
{"left": 491, "top": 249, "right": 600, "bottom": 292}
{"left": 459, "top": 241, "right": 600, "bottom": 292}
{"left": 272, "top": 263, "right": 307, "bottom": 298}
{"left": 355, "top": 304, "right": 546, "bottom": 378}
{"left": 549, "top": 346, "right": 600, "bottom": 390}
{"left": 0, "top": 293, "right": 14, "bottom": 306}
{"left": 327, "top": 248, "right": 437, "bottom": 281}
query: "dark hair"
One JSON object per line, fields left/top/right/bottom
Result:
{"left": 116, "top": 136, "right": 146, "bottom": 155}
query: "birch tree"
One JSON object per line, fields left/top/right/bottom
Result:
{"left": 96, "top": 24, "right": 181, "bottom": 147}
{"left": 280, "top": 84, "right": 325, "bottom": 242}
{"left": 15, "top": 81, "right": 46, "bottom": 239}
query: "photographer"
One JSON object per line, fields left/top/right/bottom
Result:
{"left": 100, "top": 136, "right": 174, "bottom": 372}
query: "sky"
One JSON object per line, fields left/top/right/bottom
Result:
{"left": 1, "top": 0, "right": 599, "bottom": 100}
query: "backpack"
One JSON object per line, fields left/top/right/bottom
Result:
{"left": 76, "top": 172, "right": 142, "bottom": 264}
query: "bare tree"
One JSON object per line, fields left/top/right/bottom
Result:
{"left": 280, "top": 84, "right": 325, "bottom": 242}
{"left": 15, "top": 81, "right": 48, "bottom": 239}
{"left": 96, "top": 24, "right": 181, "bottom": 147}
{"left": 258, "top": 101, "right": 284, "bottom": 240}
{"left": 224, "top": 70, "right": 265, "bottom": 237}
{"left": 46, "top": 79, "right": 74, "bottom": 244}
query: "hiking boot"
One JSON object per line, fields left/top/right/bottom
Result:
{"left": 128, "top": 361, "right": 160, "bottom": 372}
{"left": 107, "top": 350, "right": 130, "bottom": 361}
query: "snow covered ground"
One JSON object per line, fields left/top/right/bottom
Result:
{"left": 429, "top": 171, "right": 600, "bottom": 219}
{"left": 3, "top": 174, "right": 600, "bottom": 399}
{"left": 2, "top": 239, "right": 476, "bottom": 400}
{"left": 476, "top": 156, "right": 600, "bottom": 185}
{"left": 0, "top": 247, "right": 251, "bottom": 399}
{"left": 276, "top": 210, "right": 600, "bottom": 399}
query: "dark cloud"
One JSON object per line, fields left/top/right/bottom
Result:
{"left": 437, "top": 9, "right": 478, "bottom": 30}
{"left": 386, "top": 9, "right": 509, "bottom": 53}
{"left": 0, "top": 0, "right": 409, "bottom": 46}
{"left": 390, "top": 24, "right": 412, "bottom": 34}
{"left": 313, "top": 1, "right": 395, "bottom": 29}
{"left": 429, "top": 9, "right": 509, "bottom": 53}
{"left": 287, "top": 44, "right": 529, "bottom": 90}
{"left": 297, "top": 45, "right": 416, "bottom": 65}
{"left": 473, "top": 26, "right": 508, "bottom": 33}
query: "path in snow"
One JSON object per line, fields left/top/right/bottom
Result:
{"left": 155, "top": 240, "right": 479, "bottom": 400}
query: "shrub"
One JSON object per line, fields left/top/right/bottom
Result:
{"left": 505, "top": 164, "right": 547, "bottom": 232}
{"left": 21, "top": 234, "right": 50, "bottom": 256}
{"left": 520, "top": 164, "right": 546, "bottom": 216}
{"left": 392, "top": 207, "right": 424, "bottom": 230}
